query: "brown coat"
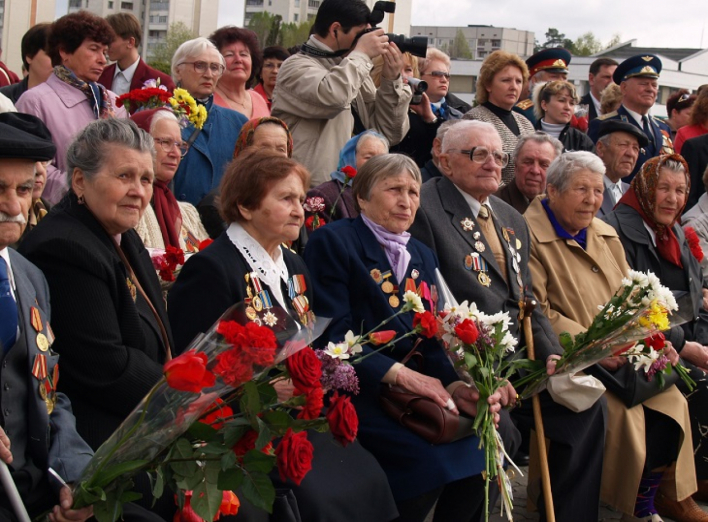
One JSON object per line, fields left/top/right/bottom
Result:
{"left": 525, "top": 196, "right": 696, "bottom": 513}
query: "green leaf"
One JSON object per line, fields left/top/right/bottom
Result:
{"left": 205, "top": 458, "right": 222, "bottom": 484}
{"left": 243, "top": 470, "right": 276, "bottom": 513}
{"left": 260, "top": 410, "right": 293, "bottom": 434}
{"left": 464, "top": 352, "right": 478, "bottom": 369}
{"left": 218, "top": 467, "right": 245, "bottom": 491}
{"left": 477, "top": 366, "right": 490, "bottom": 379}
{"left": 559, "top": 332, "right": 574, "bottom": 351}
{"left": 243, "top": 449, "right": 276, "bottom": 473}
{"left": 91, "top": 459, "right": 150, "bottom": 489}
{"left": 191, "top": 481, "right": 222, "bottom": 522}
{"left": 240, "top": 381, "right": 262, "bottom": 419}
{"left": 119, "top": 490, "right": 143, "bottom": 503}
{"left": 221, "top": 449, "right": 237, "bottom": 471}
{"left": 257, "top": 381, "right": 278, "bottom": 405}
{"left": 199, "top": 441, "right": 229, "bottom": 455}
{"left": 255, "top": 418, "right": 273, "bottom": 451}
{"left": 187, "top": 420, "right": 219, "bottom": 441}
{"left": 169, "top": 438, "right": 198, "bottom": 477}
{"left": 224, "top": 423, "right": 250, "bottom": 447}
{"left": 72, "top": 483, "right": 106, "bottom": 508}
{"left": 152, "top": 468, "right": 165, "bottom": 500}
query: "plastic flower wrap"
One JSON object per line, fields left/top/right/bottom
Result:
{"left": 620, "top": 332, "right": 695, "bottom": 391}
{"left": 170, "top": 88, "right": 207, "bottom": 130}
{"left": 148, "top": 239, "right": 213, "bottom": 293}
{"left": 71, "top": 302, "right": 336, "bottom": 522}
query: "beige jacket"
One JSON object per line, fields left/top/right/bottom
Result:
{"left": 272, "top": 36, "right": 412, "bottom": 186}
{"left": 135, "top": 202, "right": 208, "bottom": 251}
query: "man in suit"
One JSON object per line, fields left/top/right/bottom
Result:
{"left": 409, "top": 119, "right": 606, "bottom": 522}
{"left": 683, "top": 133, "right": 708, "bottom": 211}
{"left": 579, "top": 57, "right": 618, "bottom": 122}
{"left": 0, "top": 112, "right": 94, "bottom": 521}
{"left": 588, "top": 54, "right": 673, "bottom": 181}
{"left": 495, "top": 131, "right": 562, "bottom": 214}
{"left": 514, "top": 48, "right": 571, "bottom": 126}
{"left": 595, "top": 120, "right": 648, "bottom": 217}
{"left": 98, "top": 13, "right": 175, "bottom": 98}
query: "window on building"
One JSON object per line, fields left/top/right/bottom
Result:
{"left": 108, "top": 0, "right": 114, "bottom": 7}
{"left": 308, "top": 0, "right": 320, "bottom": 8}
{"left": 268, "top": 0, "right": 272, "bottom": 5}
{"left": 159, "top": 15, "right": 167, "bottom": 22}
{"left": 478, "top": 38, "right": 487, "bottom": 45}
{"left": 294, "top": 13, "right": 298, "bottom": 21}
{"left": 295, "top": 0, "right": 300, "bottom": 5}
{"left": 121, "top": 1, "right": 133, "bottom": 8}
{"left": 491, "top": 39, "right": 501, "bottom": 48}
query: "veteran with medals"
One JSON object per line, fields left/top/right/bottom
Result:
{"left": 305, "top": 153, "right": 504, "bottom": 522}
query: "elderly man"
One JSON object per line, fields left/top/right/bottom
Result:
{"left": 595, "top": 120, "right": 648, "bottom": 217}
{"left": 514, "top": 48, "right": 571, "bottom": 125}
{"left": 588, "top": 54, "right": 673, "bottom": 181}
{"left": 495, "top": 131, "right": 562, "bottom": 214}
{"left": 409, "top": 119, "right": 606, "bottom": 522}
{"left": 579, "top": 58, "right": 618, "bottom": 122}
{"left": 420, "top": 119, "right": 461, "bottom": 182}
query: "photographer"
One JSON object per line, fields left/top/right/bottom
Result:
{"left": 271, "top": 0, "right": 412, "bottom": 187}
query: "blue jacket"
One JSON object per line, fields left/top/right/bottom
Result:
{"left": 173, "top": 98, "right": 248, "bottom": 205}
{"left": 304, "top": 217, "right": 484, "bottom": 500}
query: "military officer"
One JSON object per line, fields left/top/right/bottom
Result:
{"left": 513, "top": 48, "right": 572, "bottom": 126}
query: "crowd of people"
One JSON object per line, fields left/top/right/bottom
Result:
{"left": 2, "top": 0, "right": 708, "bottom": 521}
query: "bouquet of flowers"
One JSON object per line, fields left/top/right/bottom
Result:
{"left": 148, "top": 239, "right": 213, "bottom": 291}
{"left": 515, "top": 269, "right": 692, "bottom": 399}
{"left": 70, "top": 303, "right": 357, "bottom": 522}
{"left": 303, "top": 197, "right": 326, "bottom": 232}
{"left": 116, "top": 79, "right": 172, "bottom": 114}
{"left": 620, "top": 331, "right": 695, "bottom": 390}
{"left": 169, "top": 88, "right": 208, "bottom": 130}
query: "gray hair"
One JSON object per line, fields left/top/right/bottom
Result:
{"left": 356, "top": 131, "right": 390, "bottom": 154}
{"left": 171, "top": 37, "right": 224, "bottom": 83}
{"left": 596, "top": 133, "right": 612, "bottom": 149}
{"left": 442, "top": 120, "right": 499, "bottom": 153}
{"left": 149, "top": 110, "right": 180, "bottom": 134}
{"left": 546, "top": 151, "right": 606, "bottom": 193}
{"left": 430, "top": 119, "right": 463, "bottom": 155}
{"left": 660, "top": 158, "right": 687, "bottom": 175}
{"left": 513, "top": 131, "right": 563, "bottom": 162}
{"left": 352, "top": 153, "right": 421, "bottom": 213}
{"left": 66, "top": 119, "right": 154, "bottom": 185}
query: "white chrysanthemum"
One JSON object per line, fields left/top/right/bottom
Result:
{"left": 629, "top": 270, "right": 649, "bottom": 287}
{"left": 324, "top": 342, "right": 352, "bottom": 360}
{"left": 403, "top": 291, "right": 425, "bottom": 313}
{"left": 479, "top": 311, "right": 513, "bottom": 330}
{"left": 628, "top": 349, "right": 660, "bottom": 372}
{"left": 652, "top": 286, "right": 678, "bottom": 311}
{"left": 343, "top": 330, "right": 363, "bottom": 355}
{"left": 500, "top": 331, "right": 518, "bottom": 352}
{"left": 621, "top": 277, "right": 633, "bottom": 287}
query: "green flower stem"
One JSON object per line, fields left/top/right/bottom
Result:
{"left": 328, "top": 177, "right": 351, "bottom": 221}
{"left": 353, "top": 329, "right": 420, "bottom": 364}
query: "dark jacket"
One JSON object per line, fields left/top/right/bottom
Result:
{"left": 305, "top": 179, "right": 357, "bottom": 227}
{"left": 535, "top": 120, "right": 595, "bottom": 152}
{"left": 420, "top": 159, "right": 443, "bottom": 182}
{"left": 0, "top": 76, "right": 28, "bottom": 104}
{"left": 682, "top": 133, "right": 708, "bottom": 211}
{"left": 579, "top": 92, "right": 599, "bottom": 122}
{"left": 495, "top": 179, "right": 530, "bottom": 215}
{"left": 97, "top": 58, "right": 175, "bottom": 98}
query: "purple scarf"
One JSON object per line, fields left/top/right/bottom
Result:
{"left": 361, "top": 214, "right": 411, "bottom": 284}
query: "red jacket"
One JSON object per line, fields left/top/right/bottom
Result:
{"left": 0, "top": 61, "right": 20, "bottom": 87}
{"left": 98, "top": 58, "right": 175, "bottom": 100}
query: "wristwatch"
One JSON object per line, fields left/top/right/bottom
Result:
{"left": 426, "top": 116, "right": 439, "bottom": 125}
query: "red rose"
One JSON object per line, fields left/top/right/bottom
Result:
{"left": 213, "top": 348, "right": 254, "bottom": 387}
{"left": 286, "top": 347, "right": 322, "bottom": 392}
{"left": 413, "top": 311, "right": 438, "bottom": 338}
{"left": 645, "top": 332, "right": 666, "bottom": 351}
{"left": 275, "top": 429, "right": 313, "bottom": 485}
{"left": 164, "top": 350, "right": 215, "bottom": 392}
{"left": 326, "top": 392, "right": 358, "bottom": 446}
{"left": 198, "top": 238, "right": 214, "bottom": 250}
{"left": 233, "top": 430, "right": 257, "bottom": 457}
{"left": 341, "top": 166, "right": 357, "bottom": 179}
{"left": 173, "top": 491, "right": 200, "bottom": 522}
{"left": 199, "top": 399, "right": 233, "bottom": 430}
{"left": 297, "top": 386, "right": 324, "bottom": 420}
{"left": 218, "top": 491, "right": 240, "bottom": 518}
{"left": 369, "top": 330, "right": 396, "bottom": 345}
{"left": 455, "top": 318, "right": 479, "bottom": 345}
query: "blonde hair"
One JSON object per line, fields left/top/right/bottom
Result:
{"left": 475, "top": 50, "right": 529, "bottom": 105}
{"left": 370, "top": 52, "right": 419, "bottom": 88}
{"left": 532, "top": 80, "right": 579, "bottom": 121}
{"left": 600, "top": 83, "right": 622, "bottom": 115}
{"left": 419, "top": 48, "right": 450, "bottom": 75}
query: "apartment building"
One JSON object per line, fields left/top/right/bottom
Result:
{"left": 411, "top": 25, "right": 535, "bottom": 60}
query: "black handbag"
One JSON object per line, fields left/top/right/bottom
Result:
{"left": 586, "top": 363, "right": 680, "bottom": 408}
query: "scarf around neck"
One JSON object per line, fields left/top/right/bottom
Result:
{"left": 153, "top": 180, "right": 182, "bottom": 248}
{"left": 361, "top": 213, "right": 411, "bottom": 284}
{"left": 54, "top": 65, "right": 115, "bottom": 119}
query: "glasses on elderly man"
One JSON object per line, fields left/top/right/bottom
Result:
{"left": 179, "top": 61, "right": 225, "bottom": 75}
{"left": 449, "top": 147, "right": 509, "bottom": 168}
{"left": 154, "top": 138, "right": 189, "bottom": 158}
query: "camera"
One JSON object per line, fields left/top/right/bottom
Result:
{"left": 364, "top": 1, "right": 429, "bottom": 58}
{"left": 406, "top": 77, "right": 428, "bottom": 105}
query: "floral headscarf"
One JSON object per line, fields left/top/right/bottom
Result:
{"left": 618, "top": 153, "right": 690, "bottom": 267}
{"left": 232, "top": 117, "right": 293, "bottom": 158}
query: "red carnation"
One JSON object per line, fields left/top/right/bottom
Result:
{"left": 413, "top": 311, "right": 438, "bottom": 338}
{"left": 165, "top": 246, "right": 185, "bottom": 269}
{"left": 164, "top": 350, "right": 215, "bottom": 392}
{"left": 305, "top": 215, "right": 326, "bottom": 231}
{"left": 213, "top": 348, "right": 254, "bottom": 387}
{"left": 199, "top": 399, "right": 233, "bottom": 430}
{"left": 326, "top": 392, "right": 358, "bottom": 446}
{"left": 645, "top": 332, "right": 666, "bottom": 351}
{"left": 297, "top": 386, "right": 324, "bottom": 420}
{"left": 455, "top": 318, "right": 479, "bottom": 345}
{"left": 159, "top": 267, "right": 175, "bottom": 282}
{"left": 685, "top": 226, "right": 704, "bottom": 262}
{"left": 286, "top": 347, "right": 322, "bottom": 392}
{"left": 369, "top": 330, "right": 396, "bottom": 345}
{"left": 275, "top": 429, "right": 313, "bottom": 485}
{"left": 341, "top": 166, "right": 357, "bottom": 179}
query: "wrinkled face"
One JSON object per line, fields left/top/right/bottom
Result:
{"left": 175, "top": 48, "right": 224, "bottom": 99}
{"left": 541, "top": 89, "right": 575, "bottom": 124}
{"left": 515, "top": 141, "right": 556, "bottom": 200}
{"left": 487, "top": 65, "right": 523, "bottom": 110}
{"left": 26, "top": 49, "right": 54, "bottom": 83}
{"left": 596, "top": 131, "right": 640, "bottom": 182}
{"left": 74, "top": 145, "right": 154, "bottom": 236}
{"left": 421, "top": 59, "right": 450, "bottom": 103}
{"left": 221, "top": 40, "right": 252, "bottom": 85}
{"left": 354, "top": 137, "right": 387, "bottom": 170}
{"left": 0, "top": 159, "right": 34, "bottom": 248}
{"left": 32, "top": 160, "right": 48, "bottom": 200}
{"left": 536, "top": 70, "right": 567, "bottom": 83}
{"left": 251, "top": 124, "right": 289, "bottom": 157}
{"left": 152, "top": 118, "right": 183, "bottom": 183}
{"left": 653, "top": 168, "right": 687, "bottom": 226}
{"left": 440, "top": 129, "right": 504, "bottom": 201}
{"left": 621, "top": 77, "right": 658, "bottom": 112}
{"left": 589, "top": 65, "right": 616, "bottom": 98}
{"left": 260, "top": 57, "right": 284, "bottom": 91}
{"left": 547, "top": 169, "right": 604, "bottom": 235}
{"left": 60, "top": 39, "right": 108, "bottom": 83}
{"left": 358, "top": 171, "right": 420, "bottom": 234}
{"left": 240, "top": 171, "right": 305, "bottom": 246}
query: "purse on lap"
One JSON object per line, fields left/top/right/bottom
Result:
{"left": 585, "top": 363, "right": 679, "bottom": 408}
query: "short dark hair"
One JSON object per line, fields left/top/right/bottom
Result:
{"left": 106, "top": 12, "right": 143, "bottom": 48}
{"left": 219, "top": 148, "right": 310, "bottom": 224}
{"left": 47, "top": 11, "right": 115, "bottom": 67}
{"left": 21, "top": 23, "right": 50, "bottom": 70}
{"left": 312, "top": 0, "right": 370, "bottom": 38}
{"left": 589, "top": 57, "right": 618, "bottom": 76}
{"left": 209, "top": 26, "right": 262, "bottom": 87}
{"left": 263, "top": 46, "right": 290, "bottom": 62}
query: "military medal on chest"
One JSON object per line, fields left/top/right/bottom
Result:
{"left": 464, "top": 252, "right": 491, "bottom": 287}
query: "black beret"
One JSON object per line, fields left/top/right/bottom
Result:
{"left": 598, "top": 120, "right": 649, "bottom": 148}
{"left": 0, "top": 112, "right": 56, "bottom": 161}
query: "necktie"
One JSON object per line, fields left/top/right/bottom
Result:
{"left": 0, "top": 257, "right": 18, "bottom": 353}
{"left": 477, "top": 204, "right": 508, "bottom": 285}
{"left": 642, "top": 116, "right": 654, "bottom": 147}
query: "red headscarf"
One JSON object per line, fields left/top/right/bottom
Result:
{"left": 233, "top": 117, "right": 293, "bottom": 158}
{"left": 617, "top": 153, "right": 691, "bottom": 268}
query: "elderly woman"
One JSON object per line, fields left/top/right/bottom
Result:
{"left": 168, "top": 149, "right": 398, "bottom": 522}
{"left": 16, "top": 11, "right": 126, "bottom": 205}
{"left": 132, "top": 109, "right": 208, "bottom": 251}
{"left": 532, "top": 80, "right": 594, "bottom": 152}
{"left": 604, "top": 154, "right": 708, "bottom": 517}
{"left": 170, "top": 37, "right": 248, "bottom": 205}
{"left": 305, "top": 130, "right": 389, "bottom": 228}
{"left": 210, "top": 26, "right": 270, "bottom": 119}
{"left": 526, "top": 151, "right": 700, "bottom": 522}
{"left": 304, "top": 153, "right": 501, "bottom": 522}
{"left": 18, "top": 118, "right": 175, "bottom": 517}
{"left": 253, "top": 46, "right": 290, "bottom": 111}
{"left": 463, "top": 50, "right": 534, "bottom": 184}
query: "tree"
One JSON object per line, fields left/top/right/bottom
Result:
{"left": 266, "top": 15, "right": 283, "bottom": 47}
{"left": 448, "top": 30, "right": 473, "bottom": 60}
{"left": 279, "top": 20, "right": 312, "bottom": 49}
{"left": 543, "top": 28, "right": 566, "bottom": 48}
{"left": 605, "top": 33, "right": 622, "bottom": 50}
{"left": 149, "top": 22, "right": 196, "bottom": 72}
{"left": 573, "top": 32, "right": 603, "bottom": 56}
{"left": 248, "top": 12, "right": 279, "bottom": 48}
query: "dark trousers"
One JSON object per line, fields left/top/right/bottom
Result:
{"left": 677, "top": 362, "right": 708, "bottom": 479}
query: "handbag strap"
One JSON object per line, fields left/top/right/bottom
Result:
{"left": 400, "top": 338, "right": 424, "bottom": 366}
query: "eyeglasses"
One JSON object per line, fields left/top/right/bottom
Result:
{"left": 179, "top": 61, "right": 225, "bottom": 75}
{"left": 424, "top": 70, "right": 450, "bottom": 79}
{"left": 262, "top": 61, "right": 282, "bottom": 70}
{"left": 154, "top": 138, "right": 189, "bottom": 157}
{"left": 449, "top": 147, "right": 509, "bottom": 167}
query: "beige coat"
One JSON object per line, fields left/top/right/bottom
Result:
{"left": 525, "top": 196, "right": 696, "bottom": 513}
{"left": 272, "top": 36, "right": 412, "bottom": 187}
{"left": 135, "top": 201, "right": 208, "bottom": 252}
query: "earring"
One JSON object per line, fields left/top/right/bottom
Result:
{"left": 77, "top": 194, "right": 85, "bottom": 204}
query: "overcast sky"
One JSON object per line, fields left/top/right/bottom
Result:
{"left": 219, "top": 0, "right": 708, "bottom": 50}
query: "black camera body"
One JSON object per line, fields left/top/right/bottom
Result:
{"left": 363, "top": 1, "right": 428, "bottom": 58}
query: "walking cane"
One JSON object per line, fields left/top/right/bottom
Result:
{"left": 0, "top": 461, "right": 31, "bottom": 522}
{"left": 522, "top": 298, "right": 556, "bottom": 522}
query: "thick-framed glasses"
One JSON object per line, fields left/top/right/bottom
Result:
{"left": 450, "top": 147, "right": 509, "bottom": 167}
{"left": 179, "top": 61, "right": 225, "bottom": 75}
{"left": 154, "top": 138, "right": 189, "bottom": 158}
{"left": 424, "top": 70, "right": 450, "bottom": 79}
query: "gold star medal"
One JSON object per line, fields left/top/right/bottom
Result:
{"left": 461, "top": 218, "right": 475, "bottom": 231}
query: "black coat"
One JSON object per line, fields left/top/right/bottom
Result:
{"left": 535, "top": 120, "right": 595, "bottom": 152}
{"left": 682, "top": 133, "right": 708, "bottom": 211}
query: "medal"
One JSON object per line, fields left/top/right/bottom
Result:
{"left": 370, "top": 269, "right": 383, "bottom": 284}
{"left": 502, "top": 228, "right": 510, "bottom": 242}
{"left": 474, "top": 241, "right": 485, "bottom": 253}
{"left": 45, "top": 397, "right": 55, "bottom": 415}
{"left": 512, "top": 258, "right": 520, "bottom": 273}
{"left": 411, "top": 269, "right": 419, "bottom": 280}
{"left": 127, "top": 278, "right": 136, "bottom": 301}
{"left": 473, "top": 231, "right": 481, "bottom": 240}
{"left": 36, "top": 333, "right": 49, "bottom": 352}
{"left": 39, "top": 382, "right": 48, "bottom": 400}
{"left": 32, "top": 354, "right": 47, "bottom": 380}
{"left": 30, "top": 307, "right": 43, "bottom": 332}
{"left": 516, "top": 238, "right": 522, "bottom": 250}
{"left": 516, "top": 273, "right": 523, "bottom": 288}
{"left": 405, "top": 278, "right": 417, "bottom": 293}
{"left": 478, "top": 272, "right": 491, "bottom": 287}
{"left": 263, "top": 311, "right": 278, "bottom": 327}
{"left": 464, "top": 254, "right": 474, "bottom": 270}
{"left": 382, "top": 280, "right": 394, "bottom": 293}
{"left": 246, "top": 306, "right": 257, "bottom": 320}
{"left": 252, "top": 295, "right": 263, "bottom": 312}
{"left": 461, "top": 218, "right": 475, "bottom": 231}
{"left": 389, "top": 295, "right": 400, "bottom": 308}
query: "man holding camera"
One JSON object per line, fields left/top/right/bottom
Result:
{"left": 271, "top": 0, "right": 411, "bottom": 187}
